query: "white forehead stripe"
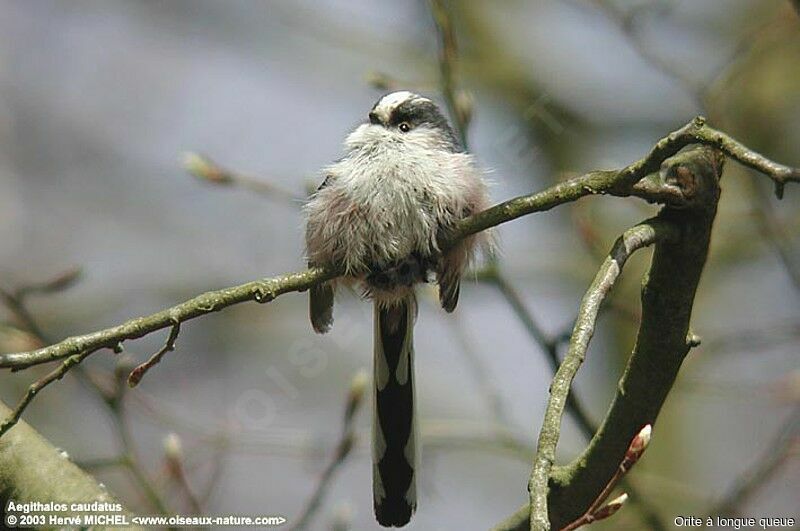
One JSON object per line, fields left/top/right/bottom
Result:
{"left": 372, "top": 91, "right": 431, "bottom": 122}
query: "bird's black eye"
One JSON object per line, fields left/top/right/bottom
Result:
{"left": 398, "top": 122, "right": 411, "bottom": 132}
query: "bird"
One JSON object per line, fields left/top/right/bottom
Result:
{"left": 304, "top": 90, "right": 490, "bottom": 527}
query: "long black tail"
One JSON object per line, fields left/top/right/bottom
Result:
{"left": 372, "top": 297, "right": 417, "bottom": 527}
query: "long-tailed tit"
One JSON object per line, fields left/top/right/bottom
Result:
{"left": 304, "top": 91, "right": 490, "bottom": 527}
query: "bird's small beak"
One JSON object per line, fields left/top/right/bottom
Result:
{"left": 368, "top": 111, "right": 381, "bottom": 125}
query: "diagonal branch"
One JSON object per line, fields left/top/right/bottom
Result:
{"left": 127, "top": 322, "right": 181, "bottom": 387}
{"left": 0, "top": 120, "right": 796, "bottom": 439}
{"left": 0, "top": 268, "right": 337, "bottom": 371}
{"left": 528, "top": 220, "right": 678, "bottom": 530}
{"left": 0, "top": 350, "right": 94, "bottom": 437}
{"left": 182, "top": 152, "right": 305, "bottom": 203}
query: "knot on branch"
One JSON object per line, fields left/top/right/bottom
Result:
{"left": 658, "top": 146, "right": 724, "bottom": 211}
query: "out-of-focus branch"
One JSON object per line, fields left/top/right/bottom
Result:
{"left": 528, "top": 220, "right": 677, "bottom": 530}
{"left": 429, "top": 0, "right": 471, "bottom": 147}
{"left": 182, "top": 152, "right": 304, "bottom": 203}
{"left": 708, "top": 406, "right": 800, "bottom": 518}
{"left": 163, "top": 433, "right": 202, "bottom": 515}
{"left": 480, "top": 267, "right": 597, "bottom": 440}
{"left": 289, "top": 370, "right": 368, "bottom": 531}
{"left": 429, "top": 0, "right": 596, "bottom": 485}
{"left": 749, "top": 177, "right": 800, "bottom": 291}
{"left": 0, "top": 267, "right": 82, "bottom": 342}
{"left": 586, "top": 0, "right": 706, "bottom": 107}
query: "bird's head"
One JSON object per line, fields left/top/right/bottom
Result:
{"left": 346, "top": 91, "right": 461, "bottom": 152}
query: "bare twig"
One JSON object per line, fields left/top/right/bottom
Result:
{"left": 182, "top": 152, "right": 304, "bottom": 203}
{"left": 0, "top": 268, "right": 336, "bottom": 372}
{"left": 0, "top": 267, "right": 82, "bottom": 341}
{"left": 128, "top": 323, "right": 181, "bottom": 387}
{"left": 529, "top": 221, "right": 676, "bottom": 530}
{"left": 560, "top": 425, "right": 652, "bottom": 531}
{"left": 163, "top": 433, "right": 203, "bottom": 514}
{"left": 0, "top": 350, "right": 94, "bottom": 437}
{"left": 429, "top": 0, "right": 470, "bottom": 146}
{"left": 289, "top": 370, "right": 368, "bottom": 531}
{"left": 449, "top": 313, "right": 514, "bottom": 428}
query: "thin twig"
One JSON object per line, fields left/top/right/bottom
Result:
{"left": 486, "top": 269, "right": 597, "bottom": 440}
{"left": 0, "top": 267, "right": 82, "bottom": 342}
{"left": 0, "top": 268, "right": 336, "bottom": 371}
{"left": 289, "top": 370, "right": 368, "bottom": 531}
{"left": 0, "top": 350, "right": 93, "bottom": 437}
{"left": 163, "top": 433, "right": 203, "bottom": 515}
{"left": 449, "top": 314, "right": 514, "bottom": 428}
{"left": 560, "top": 425, "right": 652, "bottom": 531}
{"left": 182, "top": 152, "right": 304, "bottom": 203}
{"left": 128, "top": 323, "right": 181, "bottom": 387}
{"left": 529, "top": 221, "right": 677, "bottom": 531}
{"left": 429, "top": 0, "right": 470, "bottom": 147}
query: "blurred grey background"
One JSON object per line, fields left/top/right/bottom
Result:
{"left": 0, "top": 1, "right": 798, "bottom": 529}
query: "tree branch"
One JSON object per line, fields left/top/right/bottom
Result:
{"left": 0, "top": 401, "right": 134, "bottom": 521}
{"left": 454, "top": 115, "right": 797, "bottom": 246}
{"left": 0, "top": 268, "right": 337, "bottom": 372}
{"left": 496, "top": 146, "right": 723, "bottom": 530}
{"left": 127, "top": 323, "right": 181, "bottom": 387}
{"left": 528, "top": 219, "right": 678, "bottom": 530}
{"left": 182, "top": 152, "right": 304, "bottom": 203}
{"left": 289, "top": 370, "right": 367, "bottom": 530}
{"left": 0, "top": 119, "right": 796, "bottom": 438}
